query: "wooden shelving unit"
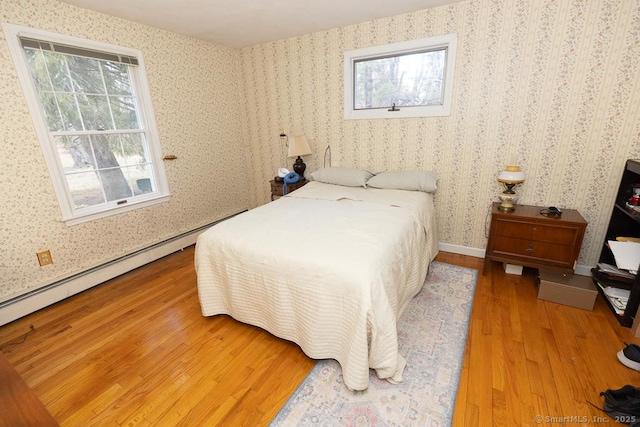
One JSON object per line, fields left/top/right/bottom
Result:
{"left": 591, "top": 159, "right": 640, "bottom": 327}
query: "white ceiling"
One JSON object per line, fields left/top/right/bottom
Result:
{"left": 58, "top": 0, "right": 465, "bottom": 48}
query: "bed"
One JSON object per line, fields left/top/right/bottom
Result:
{"left": 195, "top": 180, "right": 438, "bottom": 390}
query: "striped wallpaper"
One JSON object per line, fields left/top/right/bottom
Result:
{"left": 240, "top": 0, "right": 640, "bottom": 266}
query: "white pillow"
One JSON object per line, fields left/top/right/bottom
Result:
{"left": 311, "top": 167, "right": 374, "bottom": 188}
{"left": 367, "top": 170, "right": 439, "bottom": 192}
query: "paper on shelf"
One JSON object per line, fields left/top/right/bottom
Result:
{"left": 604, "top": 286, "right": 630, "bottom": 300}
{"left": 598, "top": 262, "right": 636, "bottom": 279}
{"left": 608, "top": 240, "right": 640, "bottom": 274}
{"left": 605, "top": 293, "right": 625, "bottom": 315}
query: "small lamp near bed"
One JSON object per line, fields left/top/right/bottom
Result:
{"left": 287, "top": 134, "right": 312, "bottom": 178}
{"left": 497, "top": 165, "right": 525, "bottom": 211}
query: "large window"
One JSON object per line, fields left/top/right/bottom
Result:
{"left": 3, "top": 24, "right": 170, "bottom": 225}
{"left": 344, "top": 34, "right": 457, "bottom": 119}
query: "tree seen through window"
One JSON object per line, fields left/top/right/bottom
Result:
{"left": 354, "top": 49, "right": 446, "bottom": 110}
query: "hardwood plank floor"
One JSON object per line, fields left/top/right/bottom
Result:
{"left": 440, "top": 252, "right": 640, "bottom": 427}
{"left": 0, "top": 246, "right": 638, "bottom": 426}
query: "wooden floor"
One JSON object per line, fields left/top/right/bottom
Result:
{"left": 0, "top": 246, "right": 638, "bottom": 426}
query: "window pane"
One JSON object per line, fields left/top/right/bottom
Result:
{"left": 122, "top": 164, "right": 155, "bottom": 195}
{"left": 119, "top": 133, "right": 149, "bottom": 166}
{"left": 67, "top": 171, "right": 105, "bottom": 209}
{"left": 110, "top": 96, "right": 139, "bottom": 129}
{"left": 91, "top": 134, "right": 120, "bottom": 168}
{"left": 102, "top": 134, "right": 131, "bottom": 167}
{"left": 40, "top": 91, "right": 65, "bottom": 132}
{"left": 55, "top": 135, "right": 95, "bottom": 170}
{"left": 55, "top": 93, "right": 83, "bottom": 132}
{"left": 102, "top": 62, "right": 132, "bottom": 95}
{"left": 43, "top": 51, "right": 73, "bottom": 92}
{"left": 354, "top": 49, "right": 446, "bottom": 110}
{"left": 99, "top": 167, "right": 133, "bottom": 201}
{"left": 67, "top": 56, "right": 105, "bottom": 94}
{"left": 90, "top": 134, "right": 133, "bottom": 201}
{"left": 77, "top": 94, "right": 114, "bottom": 130}
{"left": 24, "top": 49, "right": 51, "bottom": 92}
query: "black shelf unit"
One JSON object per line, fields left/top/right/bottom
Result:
{"left": 591, "top": 159, "right": 640, "bottom": 327}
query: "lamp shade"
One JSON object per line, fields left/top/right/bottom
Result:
{"left": 497, "top": 165, "right": 525, "bottom": 183}
{"left": 287, "top": 134, "right": 312, "bottom": 158}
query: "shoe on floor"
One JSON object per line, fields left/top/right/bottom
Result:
{"left": 617, "top": 343, "right": 640, "bottom": 371}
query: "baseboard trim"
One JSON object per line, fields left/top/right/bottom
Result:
{"left": 437, "top": 242, "right": 592, "bottom": 276}
{"left": 438, "top": 242, "right": 486, "bottom": 259}
{"left": 573, "top": 265, "right": 592, "bottom": 277}
{"left": 0, "top": 212, "right": 245, "bottom": 327}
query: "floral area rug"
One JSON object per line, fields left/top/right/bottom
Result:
{"left": 269, "top": 261, "right": 478, "bottom": 427}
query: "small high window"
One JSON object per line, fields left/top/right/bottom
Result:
{"left": 3, "top": 24, "right": 170, "bottom": 225}
{"left": 344, "top": 34, "right": 457, "bottom": 119}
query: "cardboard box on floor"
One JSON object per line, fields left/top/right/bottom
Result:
{"left": 537, "top": 269, "right": 598, "bottom": 311}
{"left": 504, "top": 263, "right": 523, "bottom": 275}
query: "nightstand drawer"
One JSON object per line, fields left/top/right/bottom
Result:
{"left": 492, "top": 236, "right": 574, "bottom": 264}
{"left": 270, "top": 178, "right": 308, "bottom": 200}
{"left": 493, "top": 219, "right": 579, "bottom": 245}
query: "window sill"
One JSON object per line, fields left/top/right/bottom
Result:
{"left": 344, "top": 104, "right": 451, "bottom": 120}
{"left": 62, "top": 193, "right": 172, "bottom": 226}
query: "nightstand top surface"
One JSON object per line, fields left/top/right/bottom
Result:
{"left": 491, "top": 202, "right": 587, "bottom": 224}
{"left": 270, "top": 178, "right": 307, "bottom": 184}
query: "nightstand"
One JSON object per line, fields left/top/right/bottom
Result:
{"left": 270, "top": 178, "right": 308, "bottom": 201}
{"left": 483, "top": 203, "right": 587, "bottom": 275}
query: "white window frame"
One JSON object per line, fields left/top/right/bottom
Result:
{"left": 343, "top": 34, "right": 457, "bottom": 120}
{"left": 2, "top": 23, "right": 170, "bottom": 226}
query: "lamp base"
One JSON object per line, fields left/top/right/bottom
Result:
{"left": 293, "top": 157, "right": 306, "bottom": 177}
{"left": 498, "top": 192, "right": 519, "bottom": 211}
{"left": 498, "top": 203, "right": 516, "bottom": 212}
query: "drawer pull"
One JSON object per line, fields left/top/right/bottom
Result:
{"left": 525, "top": 246, "right": 535, "bottom": 253}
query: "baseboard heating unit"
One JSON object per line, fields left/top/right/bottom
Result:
{"left": 0, "top": 211, "right": 245, "bottom": 327}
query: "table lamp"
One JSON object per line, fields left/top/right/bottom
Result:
{"left": 497, "top": 165, "right": 525, "bottom": 211}
{"left": 287, "top": 134, "right": 312, "bottom": 178}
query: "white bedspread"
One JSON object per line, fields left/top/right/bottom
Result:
{"left": 195, "top": 182, "right": 438, "bottom": 390}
